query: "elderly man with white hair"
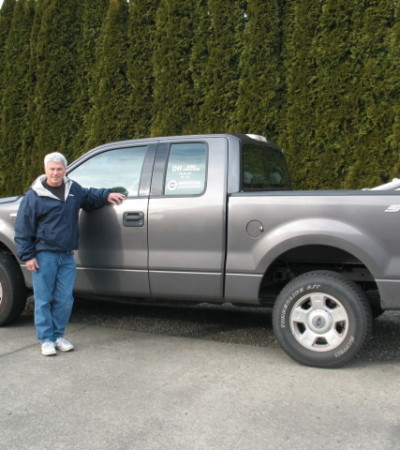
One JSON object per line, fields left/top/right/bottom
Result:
{"left": 15, "top": 152, "right": 125, "bottom": 356}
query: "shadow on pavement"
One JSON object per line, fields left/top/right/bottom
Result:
{"left": 20, "top": 296, "right": 400, "bottom": 364}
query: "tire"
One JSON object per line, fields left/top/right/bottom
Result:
{"left": 272, "top": 270, "right": 372, "bottom": 368}
{"left": 0, "top": 252, "right": 27, "bottom": 326}
{"left": 366, "top": 291, "right": 384, "bottom": 319}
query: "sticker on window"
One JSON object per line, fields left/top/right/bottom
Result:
{"left": 164, "top": 143, "right": 207, "bottom": 195}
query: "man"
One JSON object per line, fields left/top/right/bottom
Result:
{"left": 14, "top": 152, "right": 125, "bottom": 356}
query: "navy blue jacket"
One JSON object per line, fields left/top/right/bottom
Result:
{"left": 15, "top": 176, "right": 110, "bottom": 262}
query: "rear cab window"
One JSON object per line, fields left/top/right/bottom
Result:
{"left": 241, "top": 139, "right": 292, "bottom": 191}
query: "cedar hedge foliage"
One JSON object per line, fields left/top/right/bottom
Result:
{"left": 0, "top": 0, "right": 399, "bottom": 196}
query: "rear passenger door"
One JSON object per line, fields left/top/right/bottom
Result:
{"left": 148, "top": 137, "right": 228, "bottom": 300}
{"left": 68, "top": 143, "right": 155, "bottom": 298}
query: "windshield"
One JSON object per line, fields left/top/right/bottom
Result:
{"left": 241, "top": 142, "right": 292, "bottom": 191}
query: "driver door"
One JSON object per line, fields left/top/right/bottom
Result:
{"left": 67, "top": 143, "right": 154, "bottom": 298}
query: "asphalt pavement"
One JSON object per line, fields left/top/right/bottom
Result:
{"left": 1, "top": 307, "right": 400, "bottom": 450}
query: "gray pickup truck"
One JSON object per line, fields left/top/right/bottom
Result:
{"left": 1, "top": 133, "right": 399, "bottom": 367}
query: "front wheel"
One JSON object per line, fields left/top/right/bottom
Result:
{"left": 272, "top": 270, "right": 372, "bottom": 368}
{"left": 0, "top": 252, "right": 27, "bottom": 326}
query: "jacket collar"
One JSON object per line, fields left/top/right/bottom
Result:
{"left": 31, "top": 175, "right": 73, "bottom": 200}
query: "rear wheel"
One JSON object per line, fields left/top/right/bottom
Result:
{"left": 272, "top": 270, "right": 372, "bottom": 368}
{"left": 0, "top": 252, "right": 27, "bottom": 326}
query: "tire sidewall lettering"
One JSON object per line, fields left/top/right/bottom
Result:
{"left": 280, "top": 287, "right": 304, "bottom": 328}
{"left": 334, "top": 335, "right": 355, "bottom": 358}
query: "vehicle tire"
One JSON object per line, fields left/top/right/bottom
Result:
{"left": 0, "top": 252, "right": 27, "bottom": 326}
{"left": 366, "top": 291, "right": 384, "bottom": 319}
{"left": 272, "top": 270, "right": 372, "bottom": 368}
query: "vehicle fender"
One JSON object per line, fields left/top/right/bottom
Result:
{"left": 251, "top": 218, "right": 388, "bottom": 277}
{"left": 0, "top": 217, "right": 18, "bottom": 258}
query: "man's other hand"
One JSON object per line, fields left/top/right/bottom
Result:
{"left": 25, "top": 258, "right": 39, "bottom": 272}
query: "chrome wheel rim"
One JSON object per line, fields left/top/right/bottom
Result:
{"left": 289, "top": 292, "right": 349, "bottom": 352}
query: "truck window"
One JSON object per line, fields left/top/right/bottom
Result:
{"left": 68, "top": 146, "right": 148, "bottom": 196}
{"left": 241, "top": 143, "right": 291, "bottom": 191}
{"left": 164, "top": 143, "right": 207, "bottom": 196}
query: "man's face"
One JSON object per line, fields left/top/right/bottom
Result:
{"left": 45, "top": 162, "right": 66, "bottom": 187}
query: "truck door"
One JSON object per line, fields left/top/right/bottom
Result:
{"left": 148, "top": 137, "right": 228, "bottom": 300}
{"left": 67, "top": 143, "right": 156, "bottom": 298}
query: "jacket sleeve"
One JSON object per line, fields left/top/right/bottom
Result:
{"left": 80, "top": 186, "right": 111, "bottom": 211}
{"left": 14, "top": 192, "right": 38, "bottom": 262}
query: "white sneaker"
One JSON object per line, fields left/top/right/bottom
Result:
{"left": 41, "top": 341, "right": 57, "bottom": 356}
{"left": 55, "top": 337, "right": 74, "bottom": 352}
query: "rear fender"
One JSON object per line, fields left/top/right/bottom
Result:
{"left": 253, "top": 219, "right": 386, "bottom": 277}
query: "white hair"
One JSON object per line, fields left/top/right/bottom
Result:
{"left": 44, "top": 152, "right": 68, "bottom": 167}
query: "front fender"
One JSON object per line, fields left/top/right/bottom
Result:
{"left": 0, "top": 197, "right": 22, "bottom": 259}
{"left": 0, "top": 219, "right": 18, "bottom": 256}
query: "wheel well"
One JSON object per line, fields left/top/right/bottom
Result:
{"left": 0, "top": 244, "right": 32, "bottom": 296}
{"left": 0, "top": 243, "right": 24, "bottom": 278}
{"left": 0, "top": 241, "right": 15, "bottom": 257}
{"left": 259, "top": 245, "right": 379, "bottom": 307}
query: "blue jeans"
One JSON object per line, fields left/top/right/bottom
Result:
{"left": 32, "top": 251, "right": 76, "bottom": 343}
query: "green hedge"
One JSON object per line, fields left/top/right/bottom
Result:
{"left": 0, "top": 0, "right": 399, "bottom": 195}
